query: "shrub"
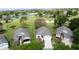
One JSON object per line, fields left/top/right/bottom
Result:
{"left": 72, "top": 10, "right": 78, "bottom": 16}
{"left": 20, "top": 16, "right": 28, "bottom": 25}
{"left": 16, "top": 42, "right": 44, "bottom": 50}
{"left": 9, "top": 25, "right": 16, "bottom": 29}
{"left": 27, "top": 42, "right": 44, "bottom": 50}
{"left": 53, "top": 40, "right": 71, "bottom": 50}
{"left": 15, "top": 43, "right": 31, "bottom": 50}
{"left": 71, "top": 44, "right": 79, "bottom": 50}
{"left": 20, "top": 16, "right": 28, "bottom": 28}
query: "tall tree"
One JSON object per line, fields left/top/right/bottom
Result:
{"left": 54, "top": 15, "right": 69, "bottom": 27}
{"left": 72, "top": 10, "right": 78, "bottom": 16}
{"left": 73, "top": 28, "right": 79, "bottom": 44}
{"left": 20, "top": 16, "right": 28, "bottom": 28}
{"left": 69, "top": 18, "right": 79, "bottom": 31}
{"left": 38, "top": 11, "right": 43, "bottom": 17}
{"left": 35, "top": 18, "right": 46, "bottom": 29}
{"left": 67, "top": 9, "right": 73, "bottom": 17}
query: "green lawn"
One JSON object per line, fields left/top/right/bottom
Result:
{"left": 3, "top": 15, "right": 77, "bottom": 50}
{"left": 3, "top": 16, "right": 44, "bottom": 49}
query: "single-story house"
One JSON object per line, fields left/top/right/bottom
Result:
{"left": 36, "top": 26, "right": 53, "bottom": 49}
{"left": 13, "top": 28, "right": 31, "bottom": 45}
{"left": 56, "top": 26, "right": 73, "bottom": 47}
{"left": 2, "top": 15, "right": 11, "bottom": 20}
{"left": 0, "top": 34, "right": 9, "bottom": 50}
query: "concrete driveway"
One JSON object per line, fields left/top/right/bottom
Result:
{"left": 43, "top": 36, "right": 53, "bottom": 50}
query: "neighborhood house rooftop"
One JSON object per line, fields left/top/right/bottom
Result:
{"left": 36, "top": 26, "right": 51, "bottom": 36}
{"left": 13, "top": 28, "right": 31, "bottom": 41}
{"left": 56, "top": 26, "right": 73, "bottom": 36}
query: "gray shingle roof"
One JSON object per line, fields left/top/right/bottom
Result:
{"left": 0, "top": 34, "right": 8, "bottom": 44}
{"left": 13, "top": 28, "right": 31, "bottom": 41}
{"left": 36, "top": 26, "right": 51, "bottom": 36}
{"left": 56, "top": 26, "right": 73, "bottom": 36}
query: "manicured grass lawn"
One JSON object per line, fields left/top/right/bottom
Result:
{"left": 3, "top": 15, "right": 76, "bottom": 50}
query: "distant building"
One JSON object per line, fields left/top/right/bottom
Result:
{"left": 2, "top": 15, "right": 12, "bottom": 23}
{"left": 56, "top": 26, "right": 73, "bottom": 47}
{"left": 27, "top": 13, "right": 38, "bottom": 17}
{"left": 13, "top": 28, "right": 31, "bottom": 45}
